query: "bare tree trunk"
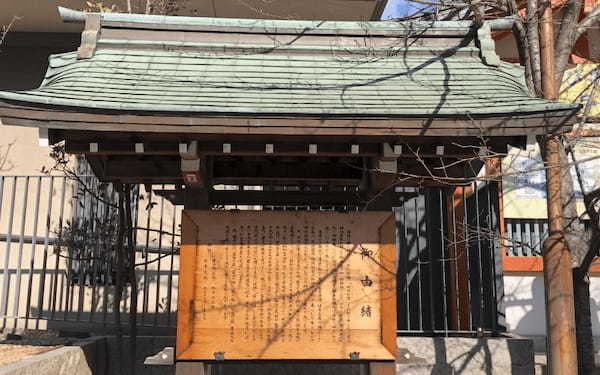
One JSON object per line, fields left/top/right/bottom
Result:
{"left": 513, "top": 18, "right": 536, "bottom": 94}
{"left": 554, "top": 0, "right": 583, "bottom": 85}
{"left": 114, "top": 184, "right": 125, "bottom": 375}
{"left": 557, "top": 143, "right": 595, "bottom": 374}
{"left": 527, "top": 0, "right": 542, "bottom": 95}
{"left": 125, "top": 186, "right": 137, "bottom": 375}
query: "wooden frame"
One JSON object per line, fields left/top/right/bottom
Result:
{"left": 176, "top": 211, "right": 200, "bottom": 358}
{"left": 176, "top": 210, "right": 397, "bottom": 361}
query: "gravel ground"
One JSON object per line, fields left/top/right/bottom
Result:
{"left": 0, "top": 330, "right": 75, "bottom": 367}
{"left": 0, "top": 344, "right": 61, "bottom": 366}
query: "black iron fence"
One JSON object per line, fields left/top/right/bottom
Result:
{"left": 395, "top": 183, "right": 503, "bottom": 336}
{"left": 0, "top": 170, "right": 504, "bottom": 336}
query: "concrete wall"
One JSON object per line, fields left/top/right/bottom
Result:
{"left": 0, "top": 43, "right": 73, "bottom": 177}
{"left": 504, "top": 274, "right": 600, "bottom": 337}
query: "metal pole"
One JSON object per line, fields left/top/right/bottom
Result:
{"left": 539, "top": 1, "right": 578, "bottom": 373}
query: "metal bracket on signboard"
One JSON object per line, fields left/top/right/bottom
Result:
{"left": 144, "top": 347, "right": 174, "bottom": 366}
{"left": 214, "top": 351, "right": 225, "bottom": 361}
{"left": 349, "top": 352, "right": 360, "bottom": 360}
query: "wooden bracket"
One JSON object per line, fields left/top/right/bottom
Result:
{"left": 180, "top": 141, "right": 199, "bottom": 160}
{"left": 376, "top": 143, "right": 399, "bottom": 174}
{"left": 181, "top": 159, "right": 204, "bottom": 187}
{"left": 77, "top": 14, "right": 101, "bottom": 59}
{"left": 370, "top": 143, "right": 401, "bottom": 194}
{"left": 38, "top": 128, "right": 49, "bottom": 147}
{"left": 180, "top": 141, "right": 204, "bottom": 187}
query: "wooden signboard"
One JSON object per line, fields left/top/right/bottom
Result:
{"left": 177, "top": 210, "right": 396, "bottom": 361}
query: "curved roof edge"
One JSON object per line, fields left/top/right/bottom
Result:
{"left": 57, "top": 6, "right": 515, "bottom": 33}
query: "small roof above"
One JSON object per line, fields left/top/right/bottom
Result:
{"left": 0, "top": 9, "right": 579, "bottom": 138}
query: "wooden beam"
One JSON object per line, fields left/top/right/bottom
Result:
{"left": 184, "top": 187, "right": 210, "bottom": 209}
{"left": 55, "top": 129, "right": 520, "bottom": 147}
{"left": 65, "top": 138, "right": 494, "bottom": 160}
{"left": 154, "top": 189, "right": 418, "bottom": 207}
{"left": 212, "top": 159, "right": 363, "bottom": 180}
{"left": 0, "top": 102, "right": 577, "bottom": 137}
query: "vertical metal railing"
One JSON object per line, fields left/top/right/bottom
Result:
{"left": 0, "top": 168, "right": 181, "bottom": 332}
{"left": 505, "top": 219, "right": 548, "bottom": 256}
{"left": 395, "top": 183, "right": 503, "bottom": 336}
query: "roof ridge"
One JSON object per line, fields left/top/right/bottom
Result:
{"left": 59, "top": 6, "right": 479, "bottom": 31}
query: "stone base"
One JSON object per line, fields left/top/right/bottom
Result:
{"left": 396, "top": 337, "right": 534, "bottom": 374}
{"left": 9, "top": 335, "right": 530, "bottom": 375}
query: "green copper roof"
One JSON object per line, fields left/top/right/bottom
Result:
{"left": 0, "top": 49, "right": 576, "bottom": 116}
{"left": 0, "top": 10, "right": 579, "bottom": 128}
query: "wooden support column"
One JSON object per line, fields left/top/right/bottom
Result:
{"left": 366, "top": 143, "right": 401, "bottom": 211}
{"left": 180, "top": 141, "right": 211, "bottom": 209}
{"left": 446, "top": 185, "right": 471, "bottom": 330}
{"left": 539, "top": 1, "right": 578, "bottom": 372}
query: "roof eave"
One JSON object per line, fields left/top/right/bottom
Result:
{"left": 0, "top": 100, "right": 580, "bottom": 138}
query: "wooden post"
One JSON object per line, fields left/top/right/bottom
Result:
{"left": 446, "top": 186, "right": 470, "bottom": 330}
{"left": 539, "top": 1, "right": 578, "bottom": 373}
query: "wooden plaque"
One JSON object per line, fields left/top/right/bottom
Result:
{"left": 177, "top": 210, "right": 396, "bottom": 361}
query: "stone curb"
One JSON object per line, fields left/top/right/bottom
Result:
{"left": 0, "top": 338, "right": 102, "bottom": 375}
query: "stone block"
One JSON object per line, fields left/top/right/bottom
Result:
{"left": 396, "top": 337, "right": 534, "bottom": 374}
{"left": 0, "top": 345, "right": 93, "bottom": 375}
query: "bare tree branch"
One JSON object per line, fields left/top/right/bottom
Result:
{"left": 526, "top": 0, "right": 542, "bottom": 94}
{"left": 555, "top": 0, "right": 584, "bottom": 85}
{"left": 0, "top": 17, "right": 17, "bottom": 47}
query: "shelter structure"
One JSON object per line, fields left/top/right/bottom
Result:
{"left": 0, "top": 9, "right": 579, "bottom": 198}
{"left": 0, "top": 7, "right": 580, "bottom": 374}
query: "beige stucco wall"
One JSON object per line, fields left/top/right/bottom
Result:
{"left": 0, "top": 124, "right": 56, "bottom": 176}
{"left": 0, "top": 174, "right": 182, "bottom": 331}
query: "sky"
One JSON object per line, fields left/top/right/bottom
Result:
{"left": 380, "top": 0, "right": 428, "bottom": 19}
